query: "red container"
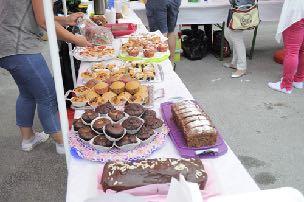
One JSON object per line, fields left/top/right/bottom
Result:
{"left": 105, "top": 23, "right": 137, "bottom": 37}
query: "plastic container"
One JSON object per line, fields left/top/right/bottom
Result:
{"left": 105, "top": 23, "right": 137, "bottom": 37}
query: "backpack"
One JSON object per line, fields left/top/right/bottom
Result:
{"left": 212, "top": 30, "right": 231, "bottom": 58}
{"left": 181, "top": 29, "right": 209, "bottom": 60}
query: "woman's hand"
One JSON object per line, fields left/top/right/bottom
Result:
{"left": 65, "top": 12, "right": 84, "bottom": 26}
{"left": 73, "top": 35, "right": 92, "bottom": 47}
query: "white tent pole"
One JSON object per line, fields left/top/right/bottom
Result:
{"left": 43, "top": 0, "right": 71, "bottom": 169}
{"left": 62, "top": 0, "right": 77, "bottom": 87}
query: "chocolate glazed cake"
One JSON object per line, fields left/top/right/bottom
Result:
{"left": 101, "top": 158, "right": 207, "bottom": 192}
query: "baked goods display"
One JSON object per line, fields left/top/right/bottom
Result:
{"left": 67, "top": 76, "right": 152, "bottom": 108}
{"left": 73, "top": 45, "right": 116, "bottom": 61}
{"left": 119, "top": 32, "right": 170, "bottom": 62}
{"left": 171, "top": 101, "right": 218, "bottom": 148}
{"left": 82, "top": 60, "right": 161, "bottom": 83}
{"left": 101, "top": 158, "right": 207, "bottom": 192}
{"left": 72, "top": 102, "right": 165, "bottom": 152}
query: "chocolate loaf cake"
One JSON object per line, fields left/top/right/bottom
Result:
{"left": 101, "top": 158, "right": 207, "bottom": 192}
{"left": 171, "top": 101, "right": 218, "bottom": 147}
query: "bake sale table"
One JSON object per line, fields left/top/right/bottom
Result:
{"left": 66, "top": 10, "right": 259, "bottom": 202}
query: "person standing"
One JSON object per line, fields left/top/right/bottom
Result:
{"left": 268, "top": 0, "right": 304, "bottom": 94}
{"left": 144, "top": 0, "right": 181, "bottom": 65}
{"left": 223, "top": 0, "right": 257, "bottom": 78}
{"left": 0, "top": 0, "right": 91, "bottom": 153}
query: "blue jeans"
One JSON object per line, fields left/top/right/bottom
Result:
{"left": 0, "top": 54, "right": 61, "bottom": 134}
{"left": 145, "top": 0, "right": 181, "bottom": 33}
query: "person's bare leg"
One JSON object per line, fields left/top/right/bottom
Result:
{"left": 20, "top": 127, "right": 35, "bottom": 140}
{"left": 167, "top": 32, "right": 177, "bottom": 64}
{"left": 52, "top": 132, "right": 63, "bottom": 144}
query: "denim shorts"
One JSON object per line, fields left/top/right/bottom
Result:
{"left": 145, "top": 0, "right": 181, "bottom": 33}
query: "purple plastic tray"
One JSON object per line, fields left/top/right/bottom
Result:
{"left": 161, "top": 101, "right": 228, "bottom": 159}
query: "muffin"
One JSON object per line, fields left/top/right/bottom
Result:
{"left": 85, "top": 79, "right": 99, "bottom": 89}
{"left": 142, "top": 109, "right": 157, "bottom": 120}
{"left": 94, "top": 81, "right": 109, "bottom": 95}
{"left": 144, "top": 117, "right": 163, "bottom": 129}
{"left": 81, "top": 110, "right": 99, "bottom": 125}
{"left": 78, "top": 126, "right": 96, "bottom": 141}
{"left": 94, "top": 72, "right": 110, "bottom": 82}
{"left": 74, "top": 86, "right": 90, "bottom": 96}
{"left": 73, "top": 118, "right": 85, "bottom": 131}
{"left": 95, "top": 102, "right": 115, "bottom": 115}
{"left": 118, "top": 92, "right": 132, "bottom": 101}
{"left": 92, "top": 118, "right": 112, "bottom": 134}
{"left": 86, "top": 90, "right": 100, "bottom": 101}
{"left": 134, "top": 90, "right": 149, "bottom": 103}
{"left": 157, "top": 43, "right": 168, "bottom": 52}
{"left": 88, "top": 96, "right": 106, "bottom": 108}
{"left": 125, "top": 80, "right": 140, "bottom": 95}
{"left": 108, "top": 110, "right": 126, "bottom": 122}
{"left": 116, "top": 134, "right": 138, "bottom": 147}
{"left": 101, "top": 91, "right": 117, "bottom": 102}
{"left": 128, "top": 94, "right": 145, "bottom": 104}
{"left": 104, "top": 123, "right": 125, "bottom": 140}
{"left": 124, "top": 103, "right": 144, "bottom": 117}
{"left": 70, "top": 95, "right": 88, "bottom": 108}
{"left": 110, "top": 96, "right": 127, "bottom": 105}
{"left": 127, "top": 47, "right": 139, "bottom": 57}
{"left": 81, "top": 71, "right": 95, "bottom": 81}
{"left": 122, "top": 116, "right": 144, "bottom": 134}
{"left": 143, "top": 49, "right": 155, "bottom": 58}
{"left": 93, "top": 135, "right": 113, "bottom": 147}
{"left": 110, "top": 81, "right": 125, "bottom": 94}
{"left": 136, "top": 126, "right": 154, "bottom": 141}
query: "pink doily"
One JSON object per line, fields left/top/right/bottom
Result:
{"left": 69, "top": 125, "right": 169, "bottom": 163}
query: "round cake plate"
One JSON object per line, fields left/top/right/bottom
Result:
{"left": 68, "top": 125, "right": 169, "bottom": 163}
{"left": 118, "top": 51, "right": 170, "bottom": 63}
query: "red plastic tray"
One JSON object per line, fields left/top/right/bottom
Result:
{"left": 105, "top": 23, "right": 137, "bottom": 37}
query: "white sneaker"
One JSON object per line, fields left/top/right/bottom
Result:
{"left": 223, "top": 63, "right": 236, "bottom": 69}
{"left": 268, "top": 81, "right": 292, "bottom": 94}
{"left": 56, "top": 143, "right": 65, "bottom": 155}
{"left": 293, "top": 81, "right": 304, "bottom": 89}
{"left": 21, "top": 132, "right": 49, "bottom": 151}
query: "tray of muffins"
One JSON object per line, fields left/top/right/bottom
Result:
{"left": 81, "top": 59, "right": 164, "bottom": 84}
{"left": 65, "top": 76, "right": 163, "bottom": 110}
{"left": 118, "top": 32, "right": 170, "bottom": 63}
{"left": 69, "top": 102, "right": 169, "bottom": 162}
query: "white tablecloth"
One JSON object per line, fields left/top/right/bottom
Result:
{"left": 66, "top": 11, "right": 259, "bottom": 202}
{"left": 131, "top": 0, "right": 284, "bottom": 26}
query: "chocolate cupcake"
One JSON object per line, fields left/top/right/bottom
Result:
{"left": 124, "top": 103, "right": 144, "bottom": 117}
{"left": 144, "top": 117, "right": 163, "bottom": 129}
{"left": 78, "top": 126, "right": 96, "bottom": 141}
{"left": 92, "top": 118, "right": 111, "bottom": 134}
{"left": 122, "top": 116, "right": 144, "bottom": 134}
{"left": 136, "top": 126, "right": 154, "bottom": 141}
{"left": 142, "top": 109, "right": 157, "bottom": 120}
{"left": 93, "top": 135, "right": 113, "bottom": 148}
{"left": 116, "top": 134, "right": 138, "bottom": 147}
{"left": 73, "top": 118, "right": 85, "bottom": 131}
{"left": 81, "top": 110, "right": 99, "bottom": 125}
{"left": 95, "top": 102, "right": 115, "bottom": 115}
{"left": 104, "top": 123, "right": 125, "bottom": 140}
{"left": 108, "top": 110, "right": 126, "bottom": 122}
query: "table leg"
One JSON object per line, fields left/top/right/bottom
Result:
{"left": 220, "top": 21, "right": 226, "bottom": 61}
{"left": 249, "top": 26, "right": 259, "bottom": 60}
